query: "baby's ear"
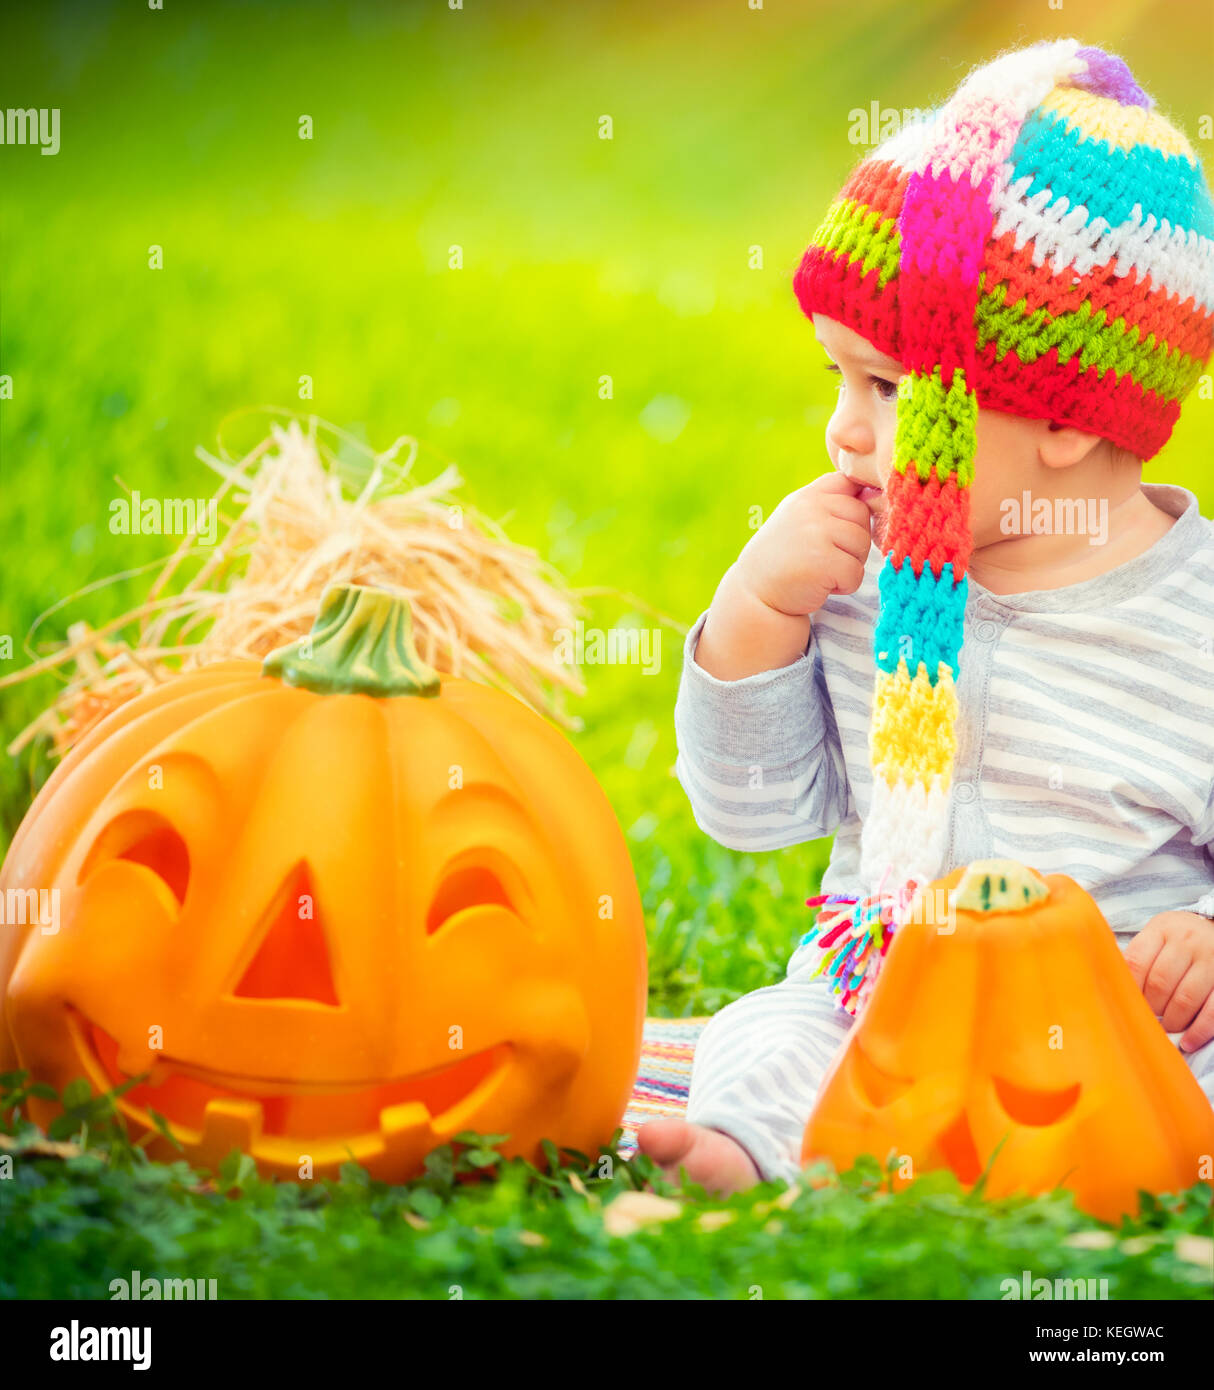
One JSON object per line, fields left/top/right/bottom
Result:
{"left": 1037, "top": 421, "right": 1105, "bottom": 470}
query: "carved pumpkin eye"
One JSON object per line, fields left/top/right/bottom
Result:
{"left": 993, "top": 1077, "right": 1081, "bottom": 1126}
{"left": 79, "top": 810, "right": 190, "bottom": 908}
{"left": 852, "top": 1043, "right": 913, "bottom": 1108}
{"left": 427, "top": 860, "right": 519, "bottom": 935}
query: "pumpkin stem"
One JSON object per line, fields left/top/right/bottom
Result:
{"left": 951, "top": 859, "right": 1049, "bottom": 914}
{"left": 262, "top": 584, "right": 441, "bottom": 698}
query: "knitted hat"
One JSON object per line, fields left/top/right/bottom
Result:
{"left": 795, "top": 38, "right": 1214, "bottom": 1014}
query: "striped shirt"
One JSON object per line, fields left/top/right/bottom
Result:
{"left": 674, "top": 483, "right": 1214, "bottom": 947}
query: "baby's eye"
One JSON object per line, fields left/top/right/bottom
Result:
{"left": 822, "top": 363, "right": 900, "bottom": 404}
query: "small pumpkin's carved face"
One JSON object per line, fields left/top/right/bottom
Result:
{"left": 804, "top": 862, "right": 1214, "bottom": 1221}
{"left": 0, "top": 591, "right": 646, "bottom": 1180}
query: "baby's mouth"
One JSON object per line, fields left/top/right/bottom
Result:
{"left": 841, "top": 470, "right": 884, "bottom": 509}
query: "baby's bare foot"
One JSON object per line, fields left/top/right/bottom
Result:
{"left": 636, "top": 1118, "right": 760, "bottom": 1195}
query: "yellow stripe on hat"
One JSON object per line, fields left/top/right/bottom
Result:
{"left": 1038, "top": 87, "right": 1195, "bottom": 160}
{"left": 870, "top": 661, "right": 959, "bottom": 788}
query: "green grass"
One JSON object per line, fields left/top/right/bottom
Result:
{"left": 2, "top": 0, "right": 1212, "bottom": 1298}
{"left": 3, "top": 1074, "right": 1211, "bottom": 1300}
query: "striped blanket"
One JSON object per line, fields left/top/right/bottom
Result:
{"left": 617, "top": 1017, "right": 708, "bottom": 1155}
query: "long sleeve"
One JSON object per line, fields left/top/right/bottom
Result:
{"left": 1180, "top": 780, "right": 1214, "bottom": 921}
{"left": 673, "top": 610, "right": 850, "bottom": 852}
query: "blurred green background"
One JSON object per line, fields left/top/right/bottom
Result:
{"left": 2, "top": 0, "right": 1211, "bottom": 1014}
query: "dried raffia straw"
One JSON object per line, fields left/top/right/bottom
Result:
{"left": 0, "top": 414, "right": 590, "bottom": 758}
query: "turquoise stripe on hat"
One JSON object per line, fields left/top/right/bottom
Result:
{"left": 873, "top": 558, "right": 969, "bottom": 683}
{"left": 1009, "top": 106, "right": 1214, "bottom": 243}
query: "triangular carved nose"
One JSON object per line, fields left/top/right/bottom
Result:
{"left": 233, "top": 862, "right": 338, "bottom": 1006}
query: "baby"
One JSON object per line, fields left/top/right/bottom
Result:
{"left": 638, "top": 38, "right": 1214, "bottom": 1195}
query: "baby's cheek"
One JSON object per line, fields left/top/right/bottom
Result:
{"left": 874, "top": 434, "right": 896, "bottom": 488}
{"left": 967, "top": 469, "right": 1010, "bottom": 544}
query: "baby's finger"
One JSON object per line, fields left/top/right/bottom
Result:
{"left": 819, "top": 489, "right": 876, "bottom": 529}
{"left": 1179, "top": 989, "right": 1214, "bottom": 1054}
{"left": 804, "top": 469, "right": 865, "bottom": 497}
{"left": 1161, "top": 958, "right": 1214, "bottom": 1035}
{"left": 826, "top": 552, "right": 867, "bottom": 596}
{"left": 1142, "top": 941, "right": 1191, "bottom": 1018}
{"left": 1123, "top": 920, "right": 1164, "bottom": 990}
{"left": 830, "top": 516, "right": 875, "bottom": 564}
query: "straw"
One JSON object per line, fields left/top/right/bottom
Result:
{"left": 1, "top": 414, "right": 590, "bottom": 756}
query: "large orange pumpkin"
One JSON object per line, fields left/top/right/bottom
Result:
{"left": 0, "top": 583, "right": 646, "bottom": 1180}
{"left": 803, "top": 860, "right": 1214, "bottom": 1221}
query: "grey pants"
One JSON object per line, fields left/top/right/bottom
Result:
{"left": 685, "top": 943, "right": 1214, "bottom": 1183}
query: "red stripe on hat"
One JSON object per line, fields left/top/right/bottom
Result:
{"left": 793, "top": 243, "right": 901, "bottom": 360}
{"left": 973, "top": 338, "right": 1181, "bottom": 460}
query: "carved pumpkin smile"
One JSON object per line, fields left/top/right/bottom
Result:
{"left": 75, "top": 1012, "right": 514, "bottom": 1140}
{"left": 0, "top": 585, "right": 648, "bottom": 1180}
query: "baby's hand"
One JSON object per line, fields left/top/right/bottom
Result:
{"left": 1124, "top": 911, "right": 1214, "bottom": 1052}
{"left": 735, "top": 471, "right": 875, "bottom": 618}
{"left": 695, "top": 471, "right": 877, "bottom": 681}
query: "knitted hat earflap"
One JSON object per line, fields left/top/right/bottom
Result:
{"left": 795, "top": 38, "right": 1214, "bottom": 1013}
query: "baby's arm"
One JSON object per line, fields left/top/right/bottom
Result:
{"left": 674, "top": 473, "right": 874, "bottom": 851}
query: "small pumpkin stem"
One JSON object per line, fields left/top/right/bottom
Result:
{"left": 262, "top": 583, "right": 441, "bottom": 698}
{"left": 951, "top": 859, "right": 1049, "bottom": 914}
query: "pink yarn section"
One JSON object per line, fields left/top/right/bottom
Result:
{"left": 896, "top": 168, "right": 993, "bottom": 377}
{"left": 898, "top": 167, "right": 993, "bottom": 283}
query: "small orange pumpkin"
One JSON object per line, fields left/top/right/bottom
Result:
{"left": 803, "top": 860, "right": 1214, "bottom": 1221}
{"left": 0, "top": 584, "right": 646, "bottom": 1180}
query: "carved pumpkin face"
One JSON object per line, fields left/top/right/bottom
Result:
{"left": 803, "top": 861, "right": 1214, "bottom": 1221}
{"left": 0, "top": 586, "right": 646, "bottom": 1180}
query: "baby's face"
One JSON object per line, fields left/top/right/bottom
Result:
{"left": 811, "top": 314, "right": 1060, "bottom": 553}
{"left": 812, "top": 314, "right": 904, "bottom": 548}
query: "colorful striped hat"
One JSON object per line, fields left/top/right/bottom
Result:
{"left": 794, "top": 38, "right": 1214, "bottom": 1014}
